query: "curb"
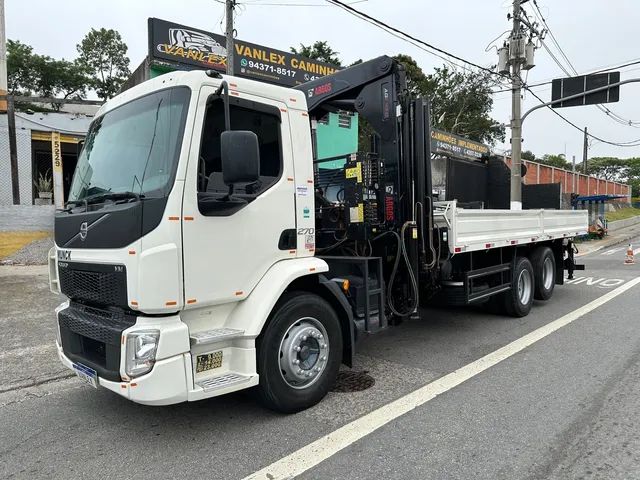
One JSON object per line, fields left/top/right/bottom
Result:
{"left": 576, "top": 228, "right": 640, "bottom": 257}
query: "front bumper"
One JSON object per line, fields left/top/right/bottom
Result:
{"left": 55, "top": 303, "right": 259, "bottom": 405}
{"left": 56, "top": 302, "right": 192, "bottom": 406}
{"left": 56, "top": 341, "right": 191, "bottom": 406}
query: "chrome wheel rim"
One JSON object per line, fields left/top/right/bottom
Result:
{"left": 517, "top": 269, "right": 533, "bottom": 305}
{"left": 542, "top": 257, "right": 554, "bottom": 290}
{"left": 279, "top": 317, "right": 329, "bottom": 390}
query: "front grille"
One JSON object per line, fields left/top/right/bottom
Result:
{"left": 58, "top": 261, "right": 127, "bottom": 308}
{"left": 59, "top": 303, "right": 134, "bottom": 345}
{"left": 59, "top": 302, "right": 136, "bottom": 382}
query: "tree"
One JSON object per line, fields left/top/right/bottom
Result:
{"left": 521, "top": 150, "right": 536, "bottom": 162}
{"left": 393, "top": 55, "right": 505, "bottom": 145}
{"left": 585, "top": 157, "right": 640, "bottom": 197}
{"left": 291, "top": 41, "right": 342, "bottom": 67}
{"left": 7, "top": 39, "right": 90, "bottom": 109}
{"left": 394, "top": 54, "right": 427, "bottom": 96}
{"left": 7, "top": 40, "right": 39, "bottom": 94}
{"left": 586, "top": 157, "right": 630, "bottom": 181}
{"left": 538, "top": 154, "right": 571, "bottom": 169}
{"left": 77, "top": 28, "right": 130, "bottom": 100}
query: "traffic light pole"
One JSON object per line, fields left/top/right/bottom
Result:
{"left": 520, "top": 78, "right": 640, "bottom": 123}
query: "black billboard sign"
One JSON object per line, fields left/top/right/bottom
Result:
{"left": 148, "top": 18, "right": 339, "bottom": 88}
{"left": 551, "top": 72, "right": 620, "bottom": 108}
{"left": 430, "top": 129, "right": 490, "bottom": 161}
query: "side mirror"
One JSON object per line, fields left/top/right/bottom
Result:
{"left": 221, "top": 130, "right": 260, "bottom": 187}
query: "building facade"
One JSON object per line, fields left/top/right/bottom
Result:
{"left": 0, "top": 112, "right": 94, "bottom": 206}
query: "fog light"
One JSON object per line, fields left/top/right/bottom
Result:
{"left": 125, "top": 330, "right": 160, "bottom": 377}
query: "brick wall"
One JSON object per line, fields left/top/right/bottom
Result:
{"left": 504, "top": 157, "right": 631, "bottom": 200}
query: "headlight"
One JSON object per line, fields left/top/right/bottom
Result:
{"left": 125, "top": 330, "right": 160, "bottom": 378}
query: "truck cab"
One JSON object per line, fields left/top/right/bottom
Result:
{"left": 50, "top": 70, "right": 341, "bottom": 411}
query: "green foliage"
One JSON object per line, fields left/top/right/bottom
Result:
{"left": 521, "top": 150, "right": 536, "bottom": 161}
{"left": 583, "top": 157, "right": 640, "bottom": 196}
{"left": 7, "top": 40, "right": 38, "bottom": 94}
{"left": 290, "top": 41, "right": 342, "bottom": 67}
{"left": 393, "top": 55, "right": 505, "bottom": 145}
{"left": 605, "top": 207, "right": 640, "bottom": 222}
{"left": 77, "top": 28, "right": 131, "bottom": 100}
{"left": 7, "top": 39, "right": 89, "bottom": 104}
{"left": 538, "top": 154, "right": 571, "bottom": 170}
{"left": 585, "top": 157, "right": 632, "bottom": 181}
{"left": 33, "top": 170, "right": 52, "bottom": 193}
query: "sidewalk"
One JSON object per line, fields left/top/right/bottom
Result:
{"left": 0, "top": 205, "right": 55, "bottom": 265}
{"left": 575, "top": 222, "right": 640, "bottom": 257}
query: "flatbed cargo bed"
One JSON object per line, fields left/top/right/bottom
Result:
{"left": 434, "top": 201, "right": 588, "bottom": 254}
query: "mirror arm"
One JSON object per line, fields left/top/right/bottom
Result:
{"left": 215, "top": 80, "right": 231, "bottom": 131}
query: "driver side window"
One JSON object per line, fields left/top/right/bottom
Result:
{"left": 198, "top": 98, "right": 282, "bottom": 196}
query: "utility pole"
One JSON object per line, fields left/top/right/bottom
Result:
{"left": 572, "top": 154, "right": 576, "bottom": 193}
{"left": 582, "top": 127, "right": 588, "bottom": 174}
{"left": 225, "top": 0, "right": 236, "bottom": 76}
{"left": 0, "top": 0, "right": 18, "bottom": 204}
{"left": 0, "top": 0, "right": 7, "bottom": 112}
{"left": 509, "top": 0, "right": 523, "bottom": 210}
{"left": 497, "top": 0, "right": 538, "bottom": 209}
{"left": 7, "top": 95, "right": 20, "bottom": 204}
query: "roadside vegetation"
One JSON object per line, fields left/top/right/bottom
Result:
{"left": 605, "top": 207, "right": 640, "bottom": 222}
{"left": 0, "top": 231, "right": 50, "bottom": 259}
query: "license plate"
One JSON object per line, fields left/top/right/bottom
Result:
{"left": 73, "top": 363, "right": 98, "bottom": 389}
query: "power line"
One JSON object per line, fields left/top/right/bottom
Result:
{"left": 237, "top": 0, "right": 368, "bottom": 5}
{"left": 521, "top": 82, "right": 640, "bottom": 148}
{"left": 531, "top": 0, "right": 640, "bottom": 127}
{"left": 325, "top": 0, "right": 508, "bottom": 82}
{"left": 490, "top": 58, "right": 640, "bottom": 94}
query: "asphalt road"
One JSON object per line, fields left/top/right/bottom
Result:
{"left": 1, "top": 237, "right": 639, "bottom": 480}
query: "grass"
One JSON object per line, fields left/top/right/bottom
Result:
{"left": 605, "top": 207, "right": 640, "bottom": 222}
{"left": 0, "top": 231, "right": 50, "bottom": 259}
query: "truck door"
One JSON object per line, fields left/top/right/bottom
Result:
{"left": 181, "top": 86, "right": 296, "bottom": 306}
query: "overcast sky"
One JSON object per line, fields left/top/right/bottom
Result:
{"left": 7, "top": 0, "right": 640, "bottom": 159}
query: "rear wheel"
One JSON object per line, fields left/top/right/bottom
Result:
{"left": 255, "top": 292, "right": 342, "bottom": 413}
{"left": 500, "top": 256, "right": 535, "bottom": 317}
{"left": 530, "top": 247, "right": 556, "bottom": 301}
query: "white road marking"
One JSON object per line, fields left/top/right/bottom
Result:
{"left": 601, "top": 247, "right": 624, "bottom": 256}
{"left": 243, "top": 276, "right": 640, "bottom": 480}
{"left": 564, "top": 277, "right": 626, "bottom": 288}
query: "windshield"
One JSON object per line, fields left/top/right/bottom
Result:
{"left": 68, "top": 87, "right": 190, "bottom": 202}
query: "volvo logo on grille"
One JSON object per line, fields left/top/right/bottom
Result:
{"left": 79, "top": 222, "right": 88, "bottom": 241}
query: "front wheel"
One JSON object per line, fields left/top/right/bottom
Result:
{"left": 255, "top": 292, "right": 343, "bottom": 413}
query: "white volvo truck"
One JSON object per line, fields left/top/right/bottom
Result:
{"left": 49, "top": 56, "right": 587, "bottom": 412}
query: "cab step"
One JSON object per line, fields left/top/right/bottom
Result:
{"left": 196, "top": 372, "right": 252, "bottom": 392}
{"left": 190, "top": 328, "right": 245, "bottom": 346}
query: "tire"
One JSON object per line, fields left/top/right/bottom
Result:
{"left": 500, "top": 256, "right": 535, "bottom": 318}
{"left": 255, "top": 292, "right": 343, "bottom": 413}
{"left": 530, "top": 246, "right": 556, "bottom": 301}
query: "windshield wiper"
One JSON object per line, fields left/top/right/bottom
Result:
{"left": 61, "top": 191, "right": 144, "bottom": 212}
{"left": 85, "top": 191, "right": 145, "bottom": 204}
